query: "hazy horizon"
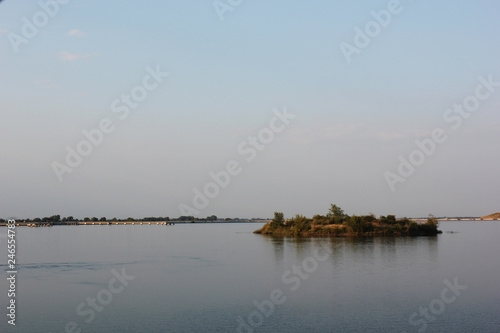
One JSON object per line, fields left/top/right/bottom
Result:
{"left": 1, "top": 0, "right": 499, "bottom": 219}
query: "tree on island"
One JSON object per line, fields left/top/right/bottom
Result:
{"left": 326, "top": 204, "right": 347, "bottom": 224}
{"left": 312, "top": 204, "right": 348, "bottom": 226}
{"left": 270, "top": 212, "right": 285, "bottom": 228}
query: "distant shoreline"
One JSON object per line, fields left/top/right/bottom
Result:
{"left": 0, "top": 220, "right": 270, "bottom": 227}
{"left": 1, "top": 218, "right": 498, "bottom": 228}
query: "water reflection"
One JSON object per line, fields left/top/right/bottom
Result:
{"left": 3, "top": 223, "right": 500, "bottom": 333}
{"left": 264, "top": 235, "right": 439, "bottom": 271}
{"left": 264, "top": 236, "right": 284, "bottom": 265}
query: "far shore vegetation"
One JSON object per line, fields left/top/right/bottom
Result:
{"left": 0, "top": 215, "right": 265, "bottom": 225}
{"left": 254, "top": 204, "right": 442, "bottom": 237}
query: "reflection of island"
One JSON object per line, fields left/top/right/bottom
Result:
{"left": 255, "top": 204, "right": 442, "bottom": 237}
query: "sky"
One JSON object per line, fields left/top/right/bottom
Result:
{"left": 1, "top": 0, "right": 499, "bottom": 220}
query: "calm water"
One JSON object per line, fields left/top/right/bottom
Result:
{"left": 1, "top": 221, "right": 499, "bottom": 332}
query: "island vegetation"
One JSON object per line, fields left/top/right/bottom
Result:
{"left": 254, "top": 204, "right": 442, "bottom": 237}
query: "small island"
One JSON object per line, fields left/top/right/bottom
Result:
{"left": 254, "top": 204, "right": 442, "bottom": 237}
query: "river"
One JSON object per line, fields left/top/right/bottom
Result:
{"left": 1, "top": 221, "right": 499, "bottom": 332}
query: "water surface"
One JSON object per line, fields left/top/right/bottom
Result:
{"left": 1, "top": 221, "right": 499, "bottom": 332}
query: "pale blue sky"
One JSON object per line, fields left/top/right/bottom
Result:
{"left": 1, "top": 0, "right": 499, "bottom": 219}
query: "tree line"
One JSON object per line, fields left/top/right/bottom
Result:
{"left": 0, "top": 215, "right": 225, "bottom": 224}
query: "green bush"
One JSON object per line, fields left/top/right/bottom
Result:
{"left": 288, "top": 215, "right": 311, "bottom": 235}
{"left": 312, "top": 214, "right": 330, "bottom": 226}
{"left": 406, "top": 221, "right": 419, "bottom": 235}
{"left": 344, "top": 215, "right": 366, "bottom": 233}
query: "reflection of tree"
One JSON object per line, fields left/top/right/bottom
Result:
{"left": 271, "top": 237, "right": 284, "bottom": 264}
{"left": 264, "top": 233, "right": 439, "bottom": 284}
{"left": 376, "top": 236, "right": 396, "bottom": 261}
{"left": 424, "top": 235, "right": 438, "bottom": 268}
{"left": 375, "top": 236, "right": 438, "bottom": 267}
{"left": 343, "top": 237, "right": 376, "bottom": 262}
{"left": 261, "top": 235, "right": 285, "bottom": 266}
{"left": 288, "top": 237, "right": 310, "bottom": 261}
